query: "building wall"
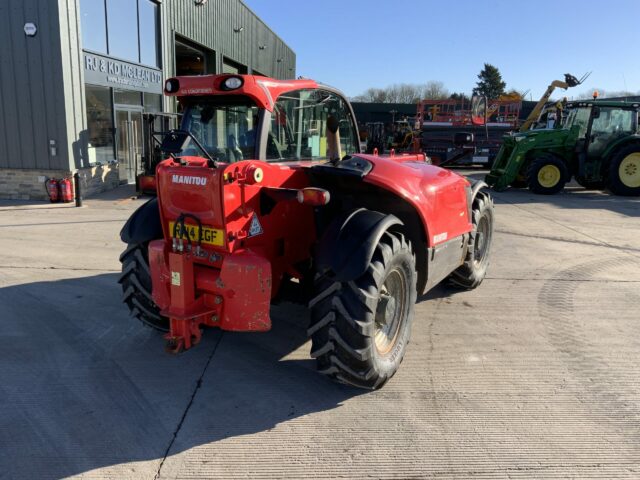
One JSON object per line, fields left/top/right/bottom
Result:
{"left": 161, "top": 1, "right": 295, "bottom": 81}
{"left": 58, "top": 0, "right": 87, "bottom": 172}
{"left": 0, "top": 0, "right": 82, "bottom": 172}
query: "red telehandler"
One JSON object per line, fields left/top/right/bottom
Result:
{"left": 119, "top": 74, "right": 494, "bottom": 389}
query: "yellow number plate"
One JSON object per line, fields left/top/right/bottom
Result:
{"left": 168, "top": 222, "right": 225, "bottom": 247}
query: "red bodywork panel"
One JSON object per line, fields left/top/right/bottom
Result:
{"left": 164, "top": 75, "right": 319, "bottom": 112}
{"left": 152, "top": 157, "right": 316, "bottom": 350}
{"left": 354, "top": 153, "right": 471, "bottom": 246}
{"left": 137, "top": 175, "right": 157, "bottom": 195}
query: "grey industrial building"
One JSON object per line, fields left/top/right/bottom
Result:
{"left": 0, "top": 0, "right": 295, "bottom": 200}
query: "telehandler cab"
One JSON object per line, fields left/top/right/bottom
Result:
{"left": 119, "top": 74, "right": 494, "bottom": 389}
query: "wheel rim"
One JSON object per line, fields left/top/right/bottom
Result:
{"left": 619, "top": 153, "right": 640, "bottom": 188}
{"left": 473, "top": 214, "right": 490, "bottom": 266}
{"left": 374, "top": 268, "right": 407, "bottom": 355}
{"left": 537, "top": 164, "right": 561, "bottom": 188}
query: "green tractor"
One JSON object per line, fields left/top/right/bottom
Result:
{"left": 486, "top": 100, "right": 640, "bottom": 196}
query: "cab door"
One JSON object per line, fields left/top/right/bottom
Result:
{"left": 586, "top": 107, "right": 637, "bottom": 159}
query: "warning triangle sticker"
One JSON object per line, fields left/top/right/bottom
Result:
{"left": 248, "top": 214, "right": 263, "bottom": 237}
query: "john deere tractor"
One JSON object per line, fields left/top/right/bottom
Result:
{"left": 486, "top": 100, "right": 640, "bottom": 195}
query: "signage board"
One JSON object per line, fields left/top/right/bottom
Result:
{"left": 83, "top": 51, "right": 162, "bottom": 94}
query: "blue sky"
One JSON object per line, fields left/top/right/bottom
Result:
{"left": 244, "top": 0, "right": 640, "bottom": 100}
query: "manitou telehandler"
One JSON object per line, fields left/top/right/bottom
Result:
{"left": 119, "top": 74, "right": 494, "bottom": 389}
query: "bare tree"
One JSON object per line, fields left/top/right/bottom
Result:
{"left": 352, "top": 81, "right": 449, "bottom": 103}
{"left": 576, "top": 88, "right": 639, "bottom": 99}
{"left": 421, "top": 81, "right": 449, "bottom": 100}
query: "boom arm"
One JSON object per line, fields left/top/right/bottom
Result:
{"left": 519, "top": 73, "right": 590, "bottom": 132}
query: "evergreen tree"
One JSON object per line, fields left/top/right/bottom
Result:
{"left": 472, "top": 63, "right": 507, "bottom": 99}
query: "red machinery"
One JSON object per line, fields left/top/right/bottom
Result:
{"left": 415, "top": 97, "right": 522, "bottom": 167}
{"left": 119, "top": 74, "right": 495, "bottom": 389}
{"left": 45, "top": 177, "right": 74, "bottom": 203}
{"left": 45, "top": 178, "right": 60, "bottom": 203}
{"left": 417, "top": 97, "right": 521, "bottom": 128}
{"left": 58, "top": 177, "right": 74, "bottom": 203}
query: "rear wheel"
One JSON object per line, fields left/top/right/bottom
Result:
{"left": 606, "top": 145, "right": 640, "bottom": 196}
{"left": 526, "top": 154, "right": 569, "bottom": 194}
{"left": 449, "top": 191, "right": 494, "bottom": 289}
{"left": 119, "top": 242, "right": 169, "bottom": 331}
{"left": 308, "top": 231, "right": 416, "bottom": 389}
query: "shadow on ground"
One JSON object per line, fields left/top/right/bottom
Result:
{"left": 0, "top": 273, "right": 363, "bottom": 479}
{"left": 458, "top": 168, "right": 640, "bottom": 218}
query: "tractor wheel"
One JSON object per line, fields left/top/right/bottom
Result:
{"left": 449, "top": 191, "right": 494, "bottom": 289}
{"left": 526, "top": 154, "right": 569, "bottom": 195}
{"left": 606, "top": 145, "right": 640, "bottom": 196}
{"left": 119, "top": 242, "right": 169, "bottom": 331}
{"left": 308, "top": 231, "right": 416, "bottom": 389}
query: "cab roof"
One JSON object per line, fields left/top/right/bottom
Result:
{"left": 163, "top": 74, "right": 320, "bottom": 111}
{"left": 566, "top": 99, "right": 640, "bottom": 109}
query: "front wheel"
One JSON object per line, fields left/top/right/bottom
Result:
{"left": 526, "top": 154, "right": 569, "bottom": 195}
{"left": 606, "top": 145, "right": 640, "bottom": 196}
{"left": 308, "top": 231, "right": 416, "bottom": 389}
{"left": 449, "top": 191, "right": 494, "bottom": 289}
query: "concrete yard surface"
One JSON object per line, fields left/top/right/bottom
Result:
{"left": 0, "top": 178, "right": 639, "bottom": 479}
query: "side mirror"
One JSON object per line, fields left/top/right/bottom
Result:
{"left": 592, "top": 106, "right": 600, "bottom": 119}
{"left": 454, "top": 132, "right": 474, "bottom": 146}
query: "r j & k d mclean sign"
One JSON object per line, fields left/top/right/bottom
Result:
{"left": 83, "top": 51, "right": 162, "bottom": 94}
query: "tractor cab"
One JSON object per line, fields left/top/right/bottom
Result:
{"left": 565, "top": 101, "right": 638, "bottom": 158}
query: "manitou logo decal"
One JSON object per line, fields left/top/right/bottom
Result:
{"left": 172, "top": 175, "right": 207, "bottom": 186}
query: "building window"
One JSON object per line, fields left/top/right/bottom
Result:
{"left": 175, "top": 40, "right": 207, "bottom": 76}
{"left": 139, "top": 0, "right": 160, "bottom": 67}
{"left": 223, "top": 58, "right": 248, "bottom": 75}
{"left": 79, "top": 0, "right": 107, "bottom": 53}
{"left": 81, "top": 0, "right": 160, "bottom": 67}
{"left": 114, "top": 89, "right": 142, "bottom": 106}
{"left": 144, "top": 93, "right": 162, "bottom": 113}
{"left": 106, "top": 0, "right": 139, "bottom": 63}
{"left": 85, "top": 85, "right": 114, "bottom": 165}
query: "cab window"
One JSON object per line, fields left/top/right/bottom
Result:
{"left": 267, "top": 89, "right": 358, "bottom": 161}
{"left": 591, "top": 107, "right": 635, "bottom": 136}
{"left": 182, "top": 101, "right": 260, "bottom": 162}
{"left": 565, "top": 107, "right": 591, "bottom": 138}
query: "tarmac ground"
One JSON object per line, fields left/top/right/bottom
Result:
{"left": 1, "top": 173, "right": 639, "bottom": 479}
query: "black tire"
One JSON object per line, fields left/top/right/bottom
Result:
{"left": 308, "top": 231, "right": 416, "bottom": 389}
{"left": 449, "top": 191, "right": 494, "bottom": 289}
{"left": 119, "top": 243, "right": 169, "bottom": 331}
{"left": 605, "top": 144, "right": 640, "bottom": 196}
{"left": 526, "top": 154, "right": 569, "bottom": 195}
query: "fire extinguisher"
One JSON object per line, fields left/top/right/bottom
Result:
{"left": 59, "top": 177, "right": 75, "bottom": 203}
{"left": 45, "top": 178, "right": 60, "bottom": 203}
